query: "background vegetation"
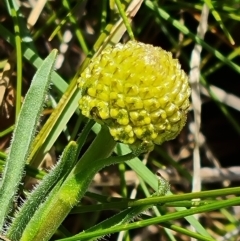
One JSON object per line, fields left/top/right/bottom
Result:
{"left": 0, "top": 0, "right": 240, "bottom": 241}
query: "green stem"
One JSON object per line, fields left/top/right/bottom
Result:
{"left": 20, "top": 126, "right": 119, "bottom": 241}
{"left": 7, "top": 141, "right": 78, "bottom": 241}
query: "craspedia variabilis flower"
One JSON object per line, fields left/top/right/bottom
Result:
{"left": 78, "top": 41, "right": 191, "bottom": 152}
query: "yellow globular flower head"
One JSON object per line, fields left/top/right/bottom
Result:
{"left": 78, "top": 41, "right": 191, "bottom": 152}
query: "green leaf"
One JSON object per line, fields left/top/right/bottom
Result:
{"left": 0, "top": 49, "right": 58, "bottom": 230}
{"left": 6, "top": 141, "right": 78, "bottom": 241}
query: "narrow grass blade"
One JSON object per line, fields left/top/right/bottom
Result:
{"left": 58, "top": 197, "right": 240, "bottom": 241}
{"left": 204, "top": 0, "right": 235, "bottom": 45}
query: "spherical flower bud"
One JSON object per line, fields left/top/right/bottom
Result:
{"left": 78, "top": 41, "right": 191, "bottom": 151}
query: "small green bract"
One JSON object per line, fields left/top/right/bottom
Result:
{"left": 78, "top": 41, "right": 191, "bottom": 151}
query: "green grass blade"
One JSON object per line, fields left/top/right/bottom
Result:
{"left": 145, "top": 1, "right": 240, "bottom": 74}
{"left": 204, "top": 0, "right": 235, "bottom": 45}
{"left": 6, "top": 0, "right": 23, "bottom": 117}
{"left": 115, "top": 143, "right": 212, "bottom": 238}
{"left": 58, "top": 197, "right": 240, "bottom": 240}
{"left": 115, "top": 0, "right": 135, "bottom": 40}
{"left": 48, "top": 0, "right": 85, "bottom": 41}
{"left": 90, "top": 125, "right": 212, "bottom": 237}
